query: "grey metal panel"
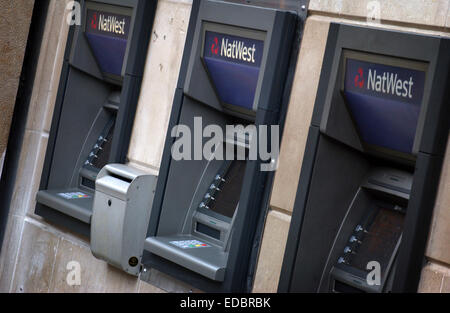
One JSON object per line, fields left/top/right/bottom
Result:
{"left": 98, "top": 163, "right": 148, "bottom": 180}
{"left": 289, "top": 136, "right": 370, "bottom": 292}
{"left": 145, "top": 236, "right": 227, "bottom": 281}
{"left": 311, "top": 24, "right": 340, "bottom": 128}
{"left": 362, "top": 167, "right": 412, "bottom": 200}
{"left": 46, "top": 69, "right": 112, "bottom": 189}
{"left": 318, "top": 188, "right": 374, "bottom": 292}
{"left": 278, "top": 126, "right": 320, "bottom": 292}
{"left": 330, "top": 266, "right": 379, "bottom": 293}
{"left": 318, "top": 49, "right": 364, "bottom": 153}
{"left": 109, "top": 75, "right": 142, "bottom": 165}
{"left": 156, "top": 97, "right": 228, "bottom": 236}
{"left": 69, "top": 0, "right": 104, "bottom": 81}
{"left": 122, "top": 0, "right": 156, "bottom": 77}
{"left": 96, "top": 176, "right": 130, "bottom": 200}
{"left": 36, "top": 189, "right": 93, "bottom": 223}
{"left": 393, "top": 152, "right": 445, "bottom": 292}
{"left": 35, "top": 203, "right": 91, "bottom": 237}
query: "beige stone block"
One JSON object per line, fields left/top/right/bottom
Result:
{"left": 418, "top": 263, "right": 448, "bottom": 293}
{"left": 340, "top": 0, "right": 371, "bottom": 18}
{"left": 442, "top": 275, "right": 450, "bottom": 293}
{"left": 8, "top": 130, "right": 48, "bottom": 218}
{"left": 252, "top": 210, "right": 291, "bottom": 293}
{"left": 26, "top": 132, "right": 50, "bottom": 217}
{"left": 128, "top": 0, "right": 192, "bottom": 170}
{"left": 27, "top": 0, "right": 71, "bottom": 133}
{"left": 270, "top": 16, "right": 330, "bottom": 213}
{"left": 426, "top": 137, "right": 450, "bottom": 265}
{"left": 309, "top": 0, "right": 343, "bottom": 15}
{"left": 310, "top": 0, "right": 449, "bottom": 28}
{"left": 380, "top": 0, "right": 449, "bottom": 28}
{"left": 138, "top": 281, "right": 166, "bottom": 293}
{"left": 0, "top": 215, "right": 25, "bottom": 292}
{"left": 144, "top": 268, "right": 202, "bottom": 293}
{"left": 102, "top": 266, "right": 139, "bottom": 293}
{"left": 49, "top": 237, "right": 139, "bottom": 293}
{"left": 339, "top": 0, "right": 449, "bottom": 25}
{"left": 447, "top": 7, "right": 450, "bottom": 28}
{"left": 11, "top": 220, "right": 60, "bottom": 293}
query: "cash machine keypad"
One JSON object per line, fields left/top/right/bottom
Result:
{"left": 199, "top": 161, "right": 246, "bottom": 219}
{"left": 337, "top": 203, "right": 405, "bottom": 275}
{"left": 88, "top": 120, "right": 115, "bottom": 170}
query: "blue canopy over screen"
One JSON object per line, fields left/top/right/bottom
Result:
{"left": 203, "top": 31, "right": 264, "bottom": 111}
{"left": 85, "top": 9, "right": 131, "bottom": 77}
{"left": 344, "top": 58, "right": 426, "bottom": 154}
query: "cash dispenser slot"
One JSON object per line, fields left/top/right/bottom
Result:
{"left": 35, "top": 0, "right": 156, "bottom": 237}
{"left": 279, "top": 24, "right": 450, "bottom": 293}
{"left": 141, "top": 0, "right": 299, "bottom": 292}
{"left": 36, "top": 92, "right": 119, "bottom": 224}
{"left": 145, "top": 140, "right": 248, "bottom": 281}
{"left": 325, "top": 168, "right": 410, "bottom": 293}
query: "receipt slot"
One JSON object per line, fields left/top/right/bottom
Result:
{"left": 140, "top": 0, "right": 305, "bottom": 292}
{"left": 35, "top": 0, "right": 156, "bottom": 237}
{"left": 279, "top": 24, "right": 450, "bottom": 293}
{"left": 90, "top": 164, "right": 157, "bottom": 276}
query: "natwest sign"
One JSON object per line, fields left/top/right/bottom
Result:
{"left": 202, "top": 30, "right": 265, "bottom": 111}
{"left": 85, "top": 9, "right": 131, "bottom": 76}
{"left": 344, "top": 56, "right": 427, "bottom": 154}
{"left": 345, "top": 58, "right": 426, "bottom": 105}
{"left": 86, "top": 9, "right": 130, "bottom": 39}
{"left": 204, "top": 31, "right": 264, "bottom": 67}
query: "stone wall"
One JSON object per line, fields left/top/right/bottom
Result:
{"left": 0, "top": 0, "right": 449, "bottom": 293}
{"left": 0, "top": 0, "right": 194, "bottom": 293}
{"left": 0, "top": 0, "right": 34, "bottom": 177}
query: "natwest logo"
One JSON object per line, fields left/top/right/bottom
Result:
{"left": 366, "top": 68, "right": 414, "bottom": 99}
{"left": 345, "top": 58, "right": 425, "bottom": 106}
{"left": 219, "top": 37, "right": 257, "bottom": 64}
{"left": 96, "top": 13, "right": 126, "bottom": 35}
{"left": 90, "top": 13, "right": 98, "bottom": 29}
{"left": 211, "top": 37, "right": 219, "bottom": 55}
{"left": 354, "top": 67, "right": 364, "bottom": 88}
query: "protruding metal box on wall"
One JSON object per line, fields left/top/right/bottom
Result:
{"left": 91, "top": 164, "right": 158, "bottom": 276}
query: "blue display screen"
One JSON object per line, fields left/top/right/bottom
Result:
{"left": 85, "top": 9, "right": 131, "bottom": 77}
{"left": 344, "top": 58, "right": 426, "bottom": 154}
{"left": 203, "top": 31, "right": 264, "bottom": 111}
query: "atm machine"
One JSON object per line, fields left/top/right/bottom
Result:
{"left": 279, "top": 24, "right": 450, "bottom": 293}
{"left": 35, "top": 0, "right": 156, "bottom": 237}
{"left": 140, "top": 0, "right": 307, "bottom": 292}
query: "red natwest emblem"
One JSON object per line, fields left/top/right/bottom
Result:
{"left": 354, "top": 67, "right": 364, "bottom": 88}
{"left": 91, "top": 12, "right": 98, "bottom": 29}
{"left": 211, "top": 37, "right": 219, "bottom": 55}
